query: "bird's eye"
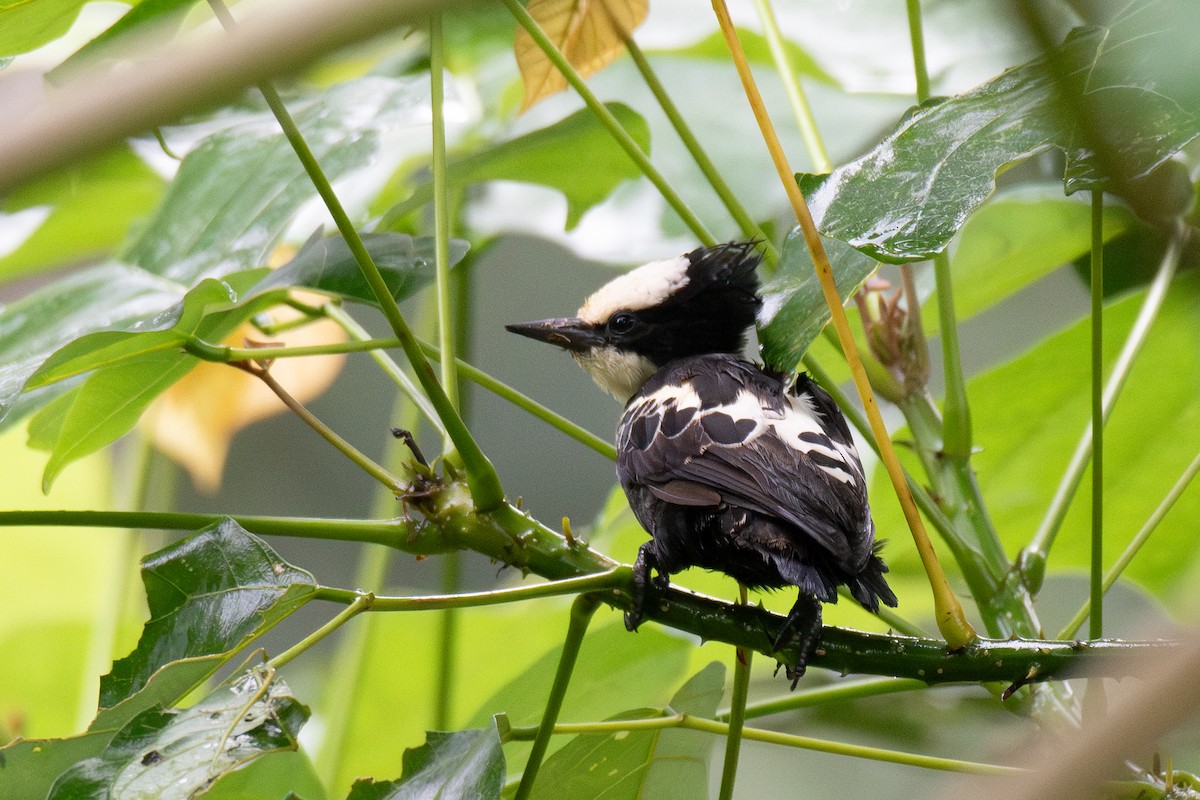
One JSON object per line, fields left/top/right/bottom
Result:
{"left": 607, "top": 312, "right": 637, "bottom": 336}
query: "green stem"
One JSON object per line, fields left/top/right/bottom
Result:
{"left": 429, "top": 13, "right": 459, "bottom": 423}
{"left": 193, "top": 332, "right": 615, "bottom": 460}
{"left": 752, "top": 0, "right": 831, "bottom": 173}
{"left": 316, "top": 569, "right": 628, "bottom": 611}
{"left": 932, "top": 251, "right": 972, "bottom": 458}
{"left": 242, "top": 362, "right": 407, "bottom": 494}
{"left": 514, "top": 594, "right": 601, "bottom": 800}
{"left": 1058, "top": 449, "right": 1200, "bottom": 640}
{"left": 1028, "top": 221, "right": 1185, "bottom": 559}
{"left": 417, "top": 339, "right": 616, "bottom": 460}
{"left": 905, "top": 0, "right": 932, "bottom": 103}
{"left": 624, "top": 38, "right": 777, "bottom": 263}
{"left": 206, "top": 0, "right": 504, "bottom": 511}
{"left": 429, "top": 17, "right": 463, "bottom": 727}
{"left": 503, "top": 0, "right": 716, "bottom": 247}
{"left": 726, "top": 677, "right": 929, "bottom": 721}
{"left": 506, "top": 713, "right": 1022, "bottom": 776}
{"left": 1, "top": 508, "right": 1180, "bottom": 684}
{"left": 1089, "top": 188, "right": 1104, "bottom": 640}
{"left": 719, "top": 585, "right": 752, "bottom": 800}
{"left": 269, "top": 593, "right": 374, "bottom": 669}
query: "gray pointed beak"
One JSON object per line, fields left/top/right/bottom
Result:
{"left": 505, "top": 317, "right": 603, "bottom": 353}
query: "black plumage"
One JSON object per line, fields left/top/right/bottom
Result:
{"left": 506, "top": 241, "right": 897, "bottom": 678}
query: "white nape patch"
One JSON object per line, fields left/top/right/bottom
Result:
{"left": 578, "top": 255, "right": 691, "bottom": 323}
{"left": 575, "top": 347, "right": 657, "bottom": 401}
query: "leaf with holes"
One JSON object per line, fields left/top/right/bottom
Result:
{"left": 48, "top": 668, "right": 308, "bottom": 800}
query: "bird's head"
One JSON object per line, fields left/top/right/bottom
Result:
{"left": 506, "top": 241, "right": 762, "bottom": 400}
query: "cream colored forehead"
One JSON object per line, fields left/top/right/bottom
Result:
{"left": 578, "top": 255, "right": 690, "bottom": 324}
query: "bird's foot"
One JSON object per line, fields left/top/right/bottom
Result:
{"left": 771, "top": 594, "right": 823, "bottom": 688}
{"left": 624, "top": 543, "right": 666, "bottom": 631}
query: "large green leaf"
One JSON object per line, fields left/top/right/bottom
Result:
{"left": 468, "top": 618, "right": 693, "bottom": 774}
{"left": 0, "top": 147, "right": 165, "bottom": 284}
{"left": 49, "top": 0, "right": 200, "bottom": 80}
{"left": 805, "top": 0, "right": 1200, "bottom": 263}
{"left": 348, "top": 728, "right": 505, "bottom": 800}
{"left": 872, "top": 271, "right": 1200, "bottom": 602}
{"left": 934, "top": 186, "right": 1136, "bottom": 329}
{"left": 0, "top": 730, "right": 113, "bottom": 800}
{"left": 527, "top": 662, "right": 724, "bottom": 799}
{"left": 0, "top": 0, "right": 106, "bottom": 57}
{"left": 379, "top": 104, "right": 651, "bottom": 230}
{"left": 48, "top": 668, "right": 308, "bottom": 800}
{"left": 100, "top": 520, "right": 317, "bottom": 710}
{"left": 0, "top": 75, "right": 434, "bottom": 429}
{"left": 757, "top": 227, "right": 878, "bottom": 373}
{"left": 251, "top": 231, "right": 462, "bottom": 307}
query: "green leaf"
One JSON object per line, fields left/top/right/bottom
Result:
{"left": 49, "top": 0, "right": 199, "bottom": 81}
{"left": 100, "top": 520, "right": 317, "bottom": 709}
{"left": 654, "top": 27, "right": 834, "bottom": 85}
{"left": 936, "top": 186, "right": 1136, "bottom": 328}
{"left": 757, "top": 227, "right": 878, "bottom": 372}
{"left": 806, "top": 0, "right": 1200, "bottom": 263}
{"left": 48, "top": 668, "right": 308, "bottom": 799}
{"left": 251, "top": 231, "right": 465, "bottom": 307}
{"left": 0, "top": 75, "right": 434, "bottom": 429}
{"left": 204, "top": 750, "right": 328, "bottom": 800}
{"left": 0, "top": 0, "right": 95, "bottom": 57}
{"left": 0, "top": 147, "right": 165, "bottom": 284}
{"left": 39, "top": 351, "right": 194, "bottom": 492}
{"left": 347, "top": 728, "right": 505, "bottom": 800}
{"left": 0, "top": 731, "right": 114, "bottom": 800}
{"left": 872, "top": 271, "right": 1200, "bottom": 601}
{"left": 528, "top": 662, "right": 724, "bottom": 799}
{"left": 379, "top": 104, "right": 651, "bottom": 230}
{"left": 123, "top": 76, "right": 435, "bottom": 282}
{"left": 467, "top": 619, "right": 693, "bottom": 774}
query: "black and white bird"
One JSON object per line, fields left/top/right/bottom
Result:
{"left": 506, "top": 241, "right": 897, "bottom": 676}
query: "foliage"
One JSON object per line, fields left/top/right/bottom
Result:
{"left": 1, "top": 0, "right": 1199, "bottom": 799}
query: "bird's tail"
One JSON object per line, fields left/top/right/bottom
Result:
{"left": 846, "top": 541, "right": 899, "bottom": 612}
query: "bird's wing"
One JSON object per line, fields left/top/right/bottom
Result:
{"left": 617, "top": 358, "right": 870, "bottom": 565}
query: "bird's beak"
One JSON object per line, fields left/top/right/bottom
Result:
{"left": 505, "top": 317, "right": 603, "bottom": 353}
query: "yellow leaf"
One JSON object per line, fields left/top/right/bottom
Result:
{"left": 515, "top": 0, "right": 648, "bottom": 110}
{"left": 141, "top": 299, "right": 347, "bottom": 493}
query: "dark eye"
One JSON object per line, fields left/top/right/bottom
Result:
{"left": 607, "top": 312, "right": 637, "bottom": 336}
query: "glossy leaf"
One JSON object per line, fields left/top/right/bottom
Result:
{"left": 527, "top": 662, "right": 724, "bottom": 799}
{"left": 100, "top": 520, "right": 317, "bottom": 709}
{"left": 348, "top": 728, "right": 505, "bottom": 800}
{"left": 935, "top": 186, "right": 1136, "bottom": 329}
{"left": 806, "top": 0, "right": 1200, "bottom": 263}
{"left": 0, "top": 147, "right": 165, "bottom": 284}
{"left": 0, "top": 75, "right": 433, "bottom": 429}
{"left": 252, "top": 231, "right": 463, "bottom": 307}
{"left": 757, "top": 227, "right": 878, "bottom": 373}
{"left": 379, "top": 104, "right": 652, "bottom": 230}
{"left": 515, "top": 0, "right": 647, "bottom": 110}
{"left": 48, "top": 668, "right": 308, "bottom": 800}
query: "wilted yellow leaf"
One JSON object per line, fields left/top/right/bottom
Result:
{"left": 515, "top": 0, "right": 648, "bottom": 110}
{"left": 141, "top": 298, "right": 347, "bottom": 493}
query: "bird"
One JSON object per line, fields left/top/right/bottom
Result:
{"left": 506, "top": 241, "right": 897, "bottom": 678}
